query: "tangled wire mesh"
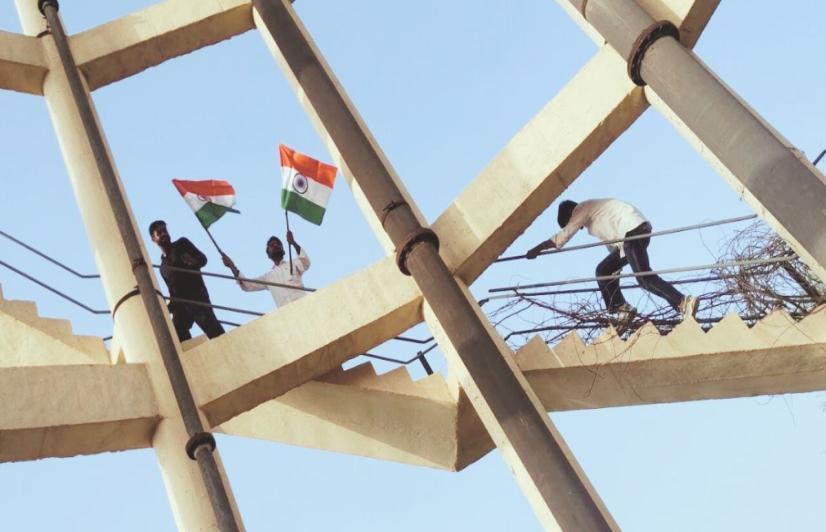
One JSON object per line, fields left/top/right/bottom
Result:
{"left": 489, "top": 222, "right": 825, "bottom": 350}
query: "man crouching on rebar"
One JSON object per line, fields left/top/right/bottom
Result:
{"left": 526, "top": 198, "right": 698, "bottom": 322}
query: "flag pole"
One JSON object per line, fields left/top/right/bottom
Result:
{"left": 284, "top": 209, "right": 294, "bottom": 274}
{"left": 202, "top": 225, "right": 225, "bottom": 257}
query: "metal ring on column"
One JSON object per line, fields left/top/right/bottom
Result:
{"left": 186, "top": 431, "right": 217, "bottom": 460}
{"left": 627, "top": 20, "right": 680, "bottom": 86}
{"left": 38, "top": 0, "right": 58, "bottom": 15}
{"left": 380, "top": 199, "right": 408, "bottom": 227}
{"left": 395, "top": 228, "right": 439, "bottom": 276}
{"left": 112, "top": 287, "right": 140, "bottom": 318}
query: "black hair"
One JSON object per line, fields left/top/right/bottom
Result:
{"left": 148, "top": 220, "right": 166, "bottom": 236}
{"left": 267, "top": 236, "right": 283, "bottom": 246}
{"left": 557, "top": 200, "right": 578, "bottom": 228}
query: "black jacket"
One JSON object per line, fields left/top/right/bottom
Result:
{"left": 159, "top": 238, "right": 211, "bottom": 305}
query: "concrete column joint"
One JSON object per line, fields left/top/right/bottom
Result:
{"left": 627, "top": 20, "right": 679, "bottom": 85}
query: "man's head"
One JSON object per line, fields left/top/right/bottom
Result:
{"left": 557, "top": 200, "right": 578, "bottom": 228}
{"left": 149, "top": 220, "right": 171, "bottom": 247}
{"left": 266, "top": 236, "right": 285, "bottom": 263}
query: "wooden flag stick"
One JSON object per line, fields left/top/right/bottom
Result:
{"left": 285, "top": 209, "right": 294, "bottom": 274}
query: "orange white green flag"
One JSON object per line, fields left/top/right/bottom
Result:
{"left": 172, "top": 179, "right": 239, "bottom": 228}
{"left": 279, "top": 144, "right": 338, "bottom": 225}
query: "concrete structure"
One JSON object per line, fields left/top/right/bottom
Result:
{"left": 1, "top": 0, "right": 825, "bottom": 530}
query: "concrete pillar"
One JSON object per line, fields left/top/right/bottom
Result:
{"left": 251, "top": 1, "right": 618, "bottom": 530}
{"left": 569, "top": 0, "right": 826, "bottom": 282}
{"left": 14, "top": 2, "right": 243, "bottom": 530}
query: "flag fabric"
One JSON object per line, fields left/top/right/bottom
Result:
{"left": 172, "top": 179, "right": 239, "bottom": 228}
{"left": 279, "top": 144, "right": 338, "bottom": 225}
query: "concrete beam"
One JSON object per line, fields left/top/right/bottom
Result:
{"left": 521, "top": 309, "right": 826, "bottom": 410}
{"left": 0, "top": 364, "right": 159, "bottom": 461}
{"left": 186, "top": 259, "right": 422, "bottom": 426}
{"left": 0, "top": 30, "right": 47, "bottom": 95}
{"left": 218, "top": 364, "right": 461, "bottom": 470}
{"left": 433, "top": 46, "right": 643, "bottom": 283}
{"left": 456, "top": 309, "right": 826, "bottom": 467}
{"left": 567, "top": 0, "right": 826, "bottom": 282}
{"left": 0, "top": 312, "right": 109, "bottom": 367}
{"left": 73, "top": 0, "right": 253, "bottom": 90}
{"left": 438, "top": 0, "right": 719, "bottom": 284}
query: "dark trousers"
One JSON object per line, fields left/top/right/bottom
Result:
{"left": 171, "top": 303, "right": 225, "bottom": 341}
{"left": 596, "top": 222, "right": 684, "bottom": 311}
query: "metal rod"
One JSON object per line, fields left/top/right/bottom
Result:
{"left": 0, "top": 229, "right": 100, "bottom": 278}
{"left": 156, "top": 264, "right": 315, "bottom": 292}
{"left": 490, "top": 255, "right": 796, "bottom": 293}
{"left": 497, "top": 213, "right": 757, "bottom": 262}
{"left": 813, "top": 149, "right": 826, "bottom": 166}
{"left": 285, "top": 210, "right": 293, "bottom": 274}
{"left": 486, "top": 272, "right": 763, "bottom": 301}
{"left": 251, "top": 2, "right": 617, "bottom": 529}
{"left": 40, "top": 4, "right": 239, "bottom": 529}
{"left": 0, "top": 259, "right": 109, "bottom": 314}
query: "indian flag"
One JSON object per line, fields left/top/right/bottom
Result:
{"left": 172, "top": 179, "right": 239, "bottom": 228}
{"left": 280, "top": 144, "right": 337, "bottom": 225}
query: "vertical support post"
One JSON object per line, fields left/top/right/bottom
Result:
{"left": 567, "top": 0, "right": 826, "bottom": 281}
{"left": 17, "top": 1, "right": 242, "bottom": 530}
{"left": 251, "top": 1, "right": 618, "bottom": 530}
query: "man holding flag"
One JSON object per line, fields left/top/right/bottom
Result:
{"left": 157, "top": 178, "right": 240, "bottom": 340}
{"left": 149, "top": 220, "right": 225, "bottom": 341}
{"left": 221, "top": 231, "right": 310, "bottom": 307}
{"left": 221, "top": 144, "right": 335, "bottom": 308}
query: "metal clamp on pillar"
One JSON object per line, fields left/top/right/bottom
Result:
{"left": 380, "top": 199, "right": 408, "bottom": 227}
{"left": 395, "top": 228, "right": 439, "bottom": 275}
{"left": 186, "top": 432, "right": 217, "bottom": 460}
{"left": 112, "top": 287, "right": 140, "bottom": 318}
{"left": 37, "top": 0, "right": 58, "bottom": 15}
{"left": 627, "top": 20, "right": 679, "bottom": 86}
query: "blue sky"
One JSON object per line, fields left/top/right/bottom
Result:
{"left": 1, "top": 1, "right": 825, "bottom": 530}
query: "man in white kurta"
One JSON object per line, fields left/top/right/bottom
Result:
{"left": 222, "top": 231, "right": 310, "bottom": 307}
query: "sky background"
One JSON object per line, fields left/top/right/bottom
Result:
{"left": 1, "top": 1, "right": 825, "bottom": 530}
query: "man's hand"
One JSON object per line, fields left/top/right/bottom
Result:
{"left": 526, "top": 240, "right": 555, "bottom": 259}
{"left": 222, "top": 254, "right": 240, "bottom": 277}
{"left": 286, "top": 230, "right": 301, "bottom": 253}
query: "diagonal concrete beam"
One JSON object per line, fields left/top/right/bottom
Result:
{"left": 433, "top": 46, "right": 643, "bottom": 283}
{"left": 0, "top": 30, "right": 47, "bottom": 95}
{"left": 0, "top": 364, "right": 159, "bottom": 461}
{"left": 436, "top": 0, "right": 719, "bottom": 284}
{"left": 186, "top": 259, "right": 422, "bottom": 426}
{"left": 456, "top": 309, "right": 826, "bottom": 466}
{"left": 73, "top": 0, "right": 254, "bottom": 91}
{"left": 218, "top": 366, "right": 461, "bottom": 470}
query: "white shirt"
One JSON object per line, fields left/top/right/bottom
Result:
{"left": 237, "top": 248, "right": 310, "bottom": 307}
{"left": 551, "top": 198, "right": 647, "bottom": 256}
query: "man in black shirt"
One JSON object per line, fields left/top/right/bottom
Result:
{"left": 149, "top": 220, "right": 225, "bottom": 341}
